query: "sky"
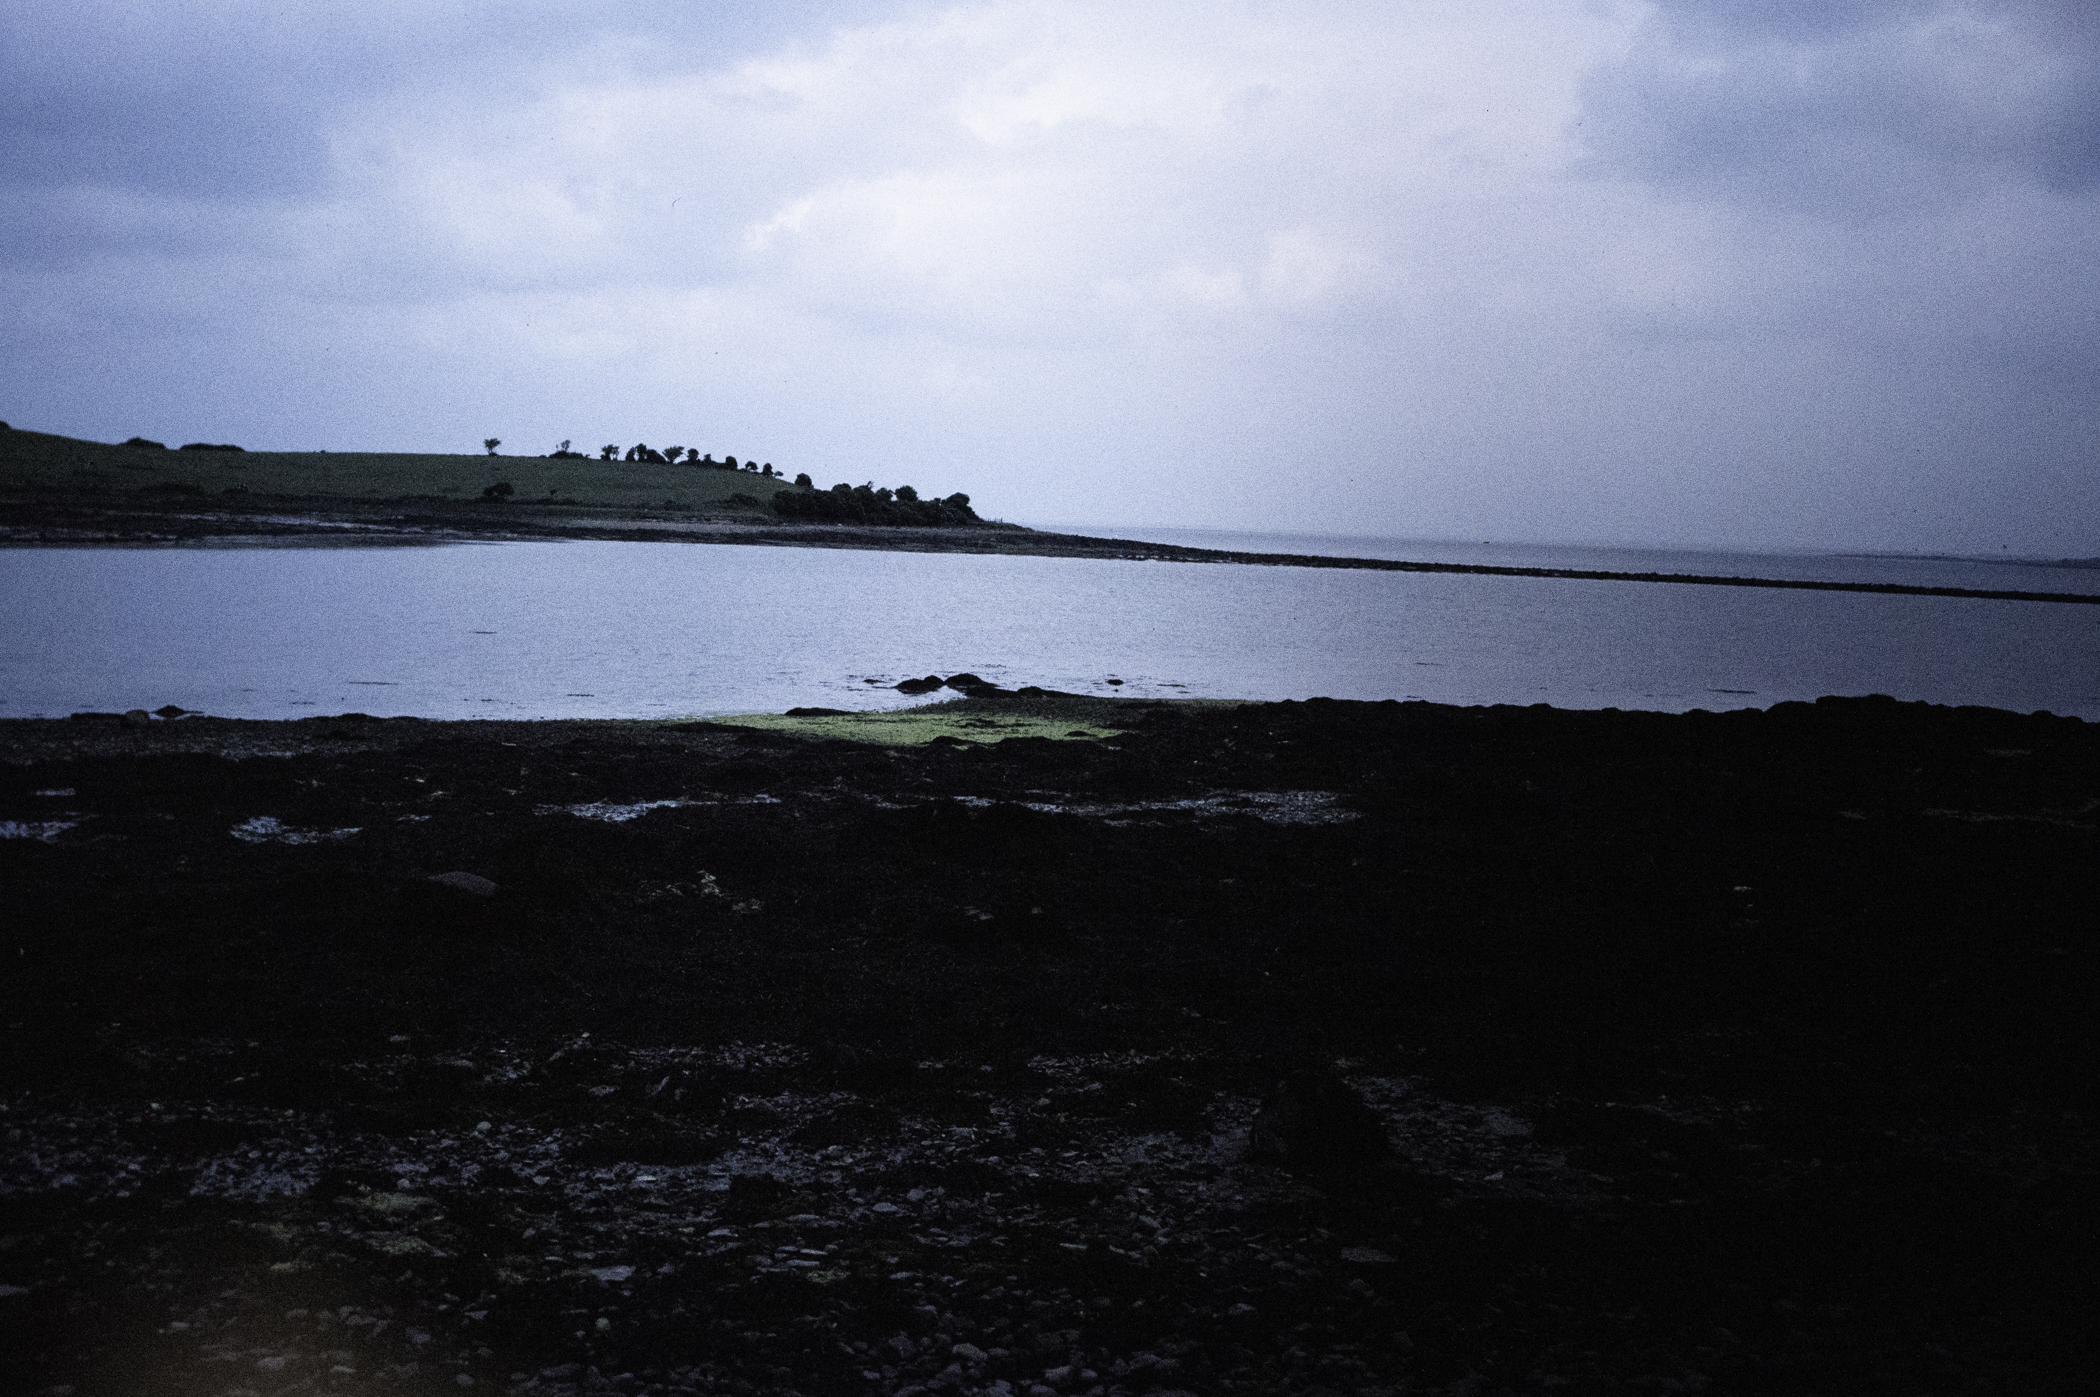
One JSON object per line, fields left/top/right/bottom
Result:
{"left": 3, "top": 0, "right": 2096, "bottom": 554}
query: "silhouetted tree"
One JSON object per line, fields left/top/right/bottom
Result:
{"left": 484, "top": 438, "right": 501, "bottom": 455}
{"left": 896, "top": 485, "right": 918, "bottom": 502}
{"left": 664, "top": 446, "right": 685, "bottom": 462}
{"left": 794, "top": 472, "right": 813, "bottom": 488}
{"left": 769, "top": 481, "right": 979, "bottom": 525}
{"left": 724, "top": 456, "right": 739, "bottom": 470}
{"left": 600, "top": 444, "right": 618, "bottom": 461}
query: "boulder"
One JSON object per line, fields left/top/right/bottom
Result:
{"left": 895, "top": 675, "right": 944, "bottom": 694}
{"left": 1247, "top": 1071, "right": 1389, "bottom": 1169}
{"left": 722, "top": 1172, "right": 797, "bottom": 1221}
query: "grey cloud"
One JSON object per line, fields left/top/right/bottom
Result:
{"left": 1580, "top": 0, "right": 2100, "bottom": 209}
{"left": 5, "top": 1, "right": 2095, "bottom": 555}
{"left": 0, "top": 1, "right": 890, "bottom": 201}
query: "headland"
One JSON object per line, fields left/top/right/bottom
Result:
{"left": 5, "top": 423, "right": 2096, "bottom": 604}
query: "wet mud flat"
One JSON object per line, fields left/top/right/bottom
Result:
{"left": 2, "top": 694, "right": 2096, "bottom": 1396}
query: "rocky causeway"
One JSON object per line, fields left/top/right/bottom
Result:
{"left": 2, "top": 692, "right": 2096, "bottom": 1395}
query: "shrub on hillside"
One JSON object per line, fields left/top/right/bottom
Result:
{"left": 482, "top": 481, "right": 514, "bottom": 501}
{"left": 122, "top": 437, "right": 167, "bottom": 450}
{"left": 179, "top": 442, "right": 243, "bottom": 452}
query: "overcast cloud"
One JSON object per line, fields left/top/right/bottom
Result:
{"left": 3, "top": 0, "right": 2095, "bottom": 552}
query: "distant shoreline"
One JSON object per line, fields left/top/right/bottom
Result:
{"left": 5, "top": 491, "right": 2100, "bottom": 604}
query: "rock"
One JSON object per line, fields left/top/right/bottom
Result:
{"left": 1339, "top": 1246, "right": 1397, "bottom": 1264}
{"left": 952, "top": 1342, "right": 988, "bottom": 1363}
{"left": 427, "top": 871, "right": 499, "bottom": 898}
{"left": 785, "top": 707, "right": 852, "bottom": 716}
{"left": 896, "top": 675, "right": 945, "bottom": 694}
{"left": 121, "top": 709, "right": 151, "bottom": 728}
{"left": 1247, "top": 1071, "right": 1390, "bottom": 1169}
{"left": 722, "top": 1172, "right": 797, "bottom": 1220}
{"left": 942, "top": 673, "right": 989, "bottom": 689}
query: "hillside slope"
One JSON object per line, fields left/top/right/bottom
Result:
{"left": 0, "top": 425, "right": 824, "bottom": 512}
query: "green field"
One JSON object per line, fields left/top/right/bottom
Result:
{"left": 0, "top": 425, "right": 809, "bottom": 511}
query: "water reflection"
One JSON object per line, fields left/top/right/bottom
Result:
{"left": 3, "top": 539, "right": 2096, "bottom": 720}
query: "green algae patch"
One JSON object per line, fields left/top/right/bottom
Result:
{"left": 699, "top": 707, "right": 1126, "bottom": 747}
{"left": 692, "top": 694, "right": 1244, "bottom": 747}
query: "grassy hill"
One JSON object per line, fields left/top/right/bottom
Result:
{"left": 0, "top": 424, "right": 812, "bottom": 512}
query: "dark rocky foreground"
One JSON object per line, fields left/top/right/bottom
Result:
{"left": 2, "top": 694, "right": 2095, "bottom": 1396}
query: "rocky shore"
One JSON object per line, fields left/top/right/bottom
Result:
{"left": 3, "top": 694, "right": 2096, "bottom": 1395}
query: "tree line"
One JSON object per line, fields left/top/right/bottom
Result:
{"left": 496, "top": 438, "right": 785, "bottom": 475}
{"left": 770, "top": 481, "right": 978, "bottom": 526}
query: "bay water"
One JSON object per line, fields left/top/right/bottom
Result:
{"left": 2, "top": 533, "right": 2096, "bottom": 721}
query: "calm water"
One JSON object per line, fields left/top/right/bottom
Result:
{"left": 2, "top": 535, "right": 2097, "bottom": 720}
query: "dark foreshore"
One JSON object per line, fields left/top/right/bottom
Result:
{"left": 2, "top": 693, "right": 2096, "bottom": 1395}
